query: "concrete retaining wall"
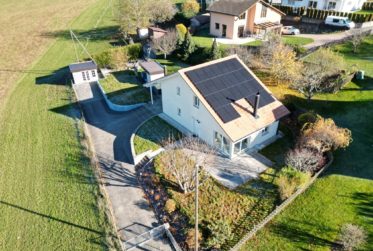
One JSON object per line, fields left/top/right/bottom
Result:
{"left": 96, "top": 80, "right": 145, "bottom": 112}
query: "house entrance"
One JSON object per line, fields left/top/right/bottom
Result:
{"left": 238, "top": 26, "right": 244, "bottom": 38}
{"left": 222, "top": 24, "right": 227, "bottom": 37}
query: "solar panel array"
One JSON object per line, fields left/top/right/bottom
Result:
{"left": 185, "top": 58, "right": 275, "bottom": 123}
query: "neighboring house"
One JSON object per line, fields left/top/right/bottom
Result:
{"left": 145, "top": 55, "right": 290, "bottom": 159}
{"left": 139, "top": 61, "right": 165, "bottom": 83}
{"left": 69, "top": 61, "right": 98, "bottom": 84}
{"left": 280, "top": 0, "right": 367, "bottom": 12}
{"left": 207, "top": 0, "right": 285, "bottom": 40}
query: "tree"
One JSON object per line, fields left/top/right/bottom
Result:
{"left": 305, "top": 48, "right": 347, "bottom": 76}
{"left": 118, "top": 0, "right": 176, "bottom": 38}
{"left": 285, "top": 148, "right": 323, "bottom": 173}
{"left": 228, "top": 46, "right": 261, "bottom": 69}
{"left": 260, "top": 31, "right": 283, "bottom": 65}
{"left": 181, "top": 31, "right": 195, "bottom": 61}
{"left": 181, "top": 0, "right": 200, "bottom": 19}
{"left": 151, "top": 29, "right": 178, "bottom": 59}
{"left": 210, "top": 38, "right": 220, "bottom": 60}
{"left": 301, "top": 117, "right": 352, "bottom": 153}
{"left": 351, "top": 30, "right": 365, "bottom": 53}
{"left": 269, "top": 43, "right": 303, "bottom": 84}
{"left": 157, "top": 137, "right": 215, "bottom": 193}
{"left": 292, "top": 63, "right": 325, "bottom": 101}
{"left": 339, "top": 224, "right": 367, "bottom": 251}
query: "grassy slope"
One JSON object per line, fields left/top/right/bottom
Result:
{"left": 0, "top": 0, "right": 119, "bottom": 250}
{"left": 243, "top": 37, "right": 373, "bottom": 250}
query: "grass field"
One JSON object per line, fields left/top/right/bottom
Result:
{"left": 0, "top": 0, "right": 121, "bottom": 250}
{"left": 243, "top": 36, "right": 373, "bottom": 251}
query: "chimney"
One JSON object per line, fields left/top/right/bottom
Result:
{"left": 254, "top": 92, "right": 260, "bottom": 118}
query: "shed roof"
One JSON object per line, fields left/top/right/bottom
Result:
{"left": 149, "top": 26, "right": 167, "bottom": 33}
{"left": 140, "top": 61, "right": 164, "bottom": 75}
{"left": 69, "top": 61, "right": 97, "bottom": 73}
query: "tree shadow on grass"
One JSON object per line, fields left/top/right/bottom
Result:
{"left": 41, "top": 26, "right": 120, "bottom": 42}
{"left": 351, "top": 192, "right": 373, "bottom": 224}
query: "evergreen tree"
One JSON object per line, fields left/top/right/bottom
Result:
{"left": 210, "top": 38, "right": 220, "bottom": 60}
{"left": 181, "top": 31, "right": 195, "bottom": 61}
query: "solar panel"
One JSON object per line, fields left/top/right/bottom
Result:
{"left": 185, "top": 58, "right": 275, "bottom": 123}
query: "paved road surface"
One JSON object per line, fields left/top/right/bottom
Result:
{"left": 74, "top": 82, "right": 171, "bottom": 250}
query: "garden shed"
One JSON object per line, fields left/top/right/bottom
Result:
{"left": 69, "top": 61, "right": 98, "bottom": 84}
{"left": 139, "top": 61, "right": 165, "bottom": 83}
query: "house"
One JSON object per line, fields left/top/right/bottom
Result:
{"left": 69, "top": 61, "right": 98, "bottom": 84}
{"left": 207, "top": 0, "right": 285, "bottom": 40}
{"left": 139, "top": 61, "right": 165, "bottom": 83}
{"left": 280, "top": 0, "right": 367, "bottom": 12}
{"left": 148, "top": 27, "right": 168, "bottom": 39}
{"left": 145, "top": 55, "right": 290, "bottom": 159}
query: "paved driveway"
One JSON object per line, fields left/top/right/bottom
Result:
{"left": 74, "top": 82, "right": 172, "bottom": 250}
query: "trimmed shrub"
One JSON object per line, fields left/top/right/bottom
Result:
{"left": 126, "top": 43, "right": 142, "bottom": 61}
{"left": 206, "top": 219, "right": 233, "bottom": 249}
{"left": 339, "top": 224, "right": 367, "bottom": 251}
{"left": 164, "top": 199, "right": 176, "bottom": 214}
{"left": 297, "top": 111, "right": 319, "bottom": 126}
{"left": 94, "top": 51, "right": 112, "bottom": 68}
{"left": 176, "top": 23, "right": 188, "bottom": 41}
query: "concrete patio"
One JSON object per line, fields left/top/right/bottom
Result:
{"left": 207, "top": 151, "right": 273, "bottom": 189}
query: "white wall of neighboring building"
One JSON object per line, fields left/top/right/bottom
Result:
{"left": 209, "top": 12, "right": 236, "bottom": 39}
{"left": 144, "top": 72, "right": 165, "bottom": 83}
{"left": 281, "top": 0, "right": 367, "bottom": 12}
{"left": 72, "top": 69, "right": 98, "bottom": 84}
{"left": 159, "top": 73, "right": 280, "bottom": 158}
{"left": 254, "top": 2, "right": 282, "bottom": 24}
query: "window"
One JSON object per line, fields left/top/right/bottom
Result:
{"left": 262, "top": 126, "right": 269, "bottom": 135}
{"left": 82, "top": 72, "right": 86, "bottom": 81}
{"left": 260, "top": 6, "right": 267, "bottom": 18}
{"left": 328, "top": 1, "right": 336, "bottom": 10}
{"left": 288, "top": 0, "right": 295, "bottom": 5}
{"left": 214, "top": 131, "right": 230, "bottom": 155}
{"left": 215, "top": 23, "right": 220, "bottom": 30}
{"left": 239, "top": 12, "right": 246, "bottom": 20}
{"left": 333, "top": 18, "right": 339, "bottom": 23}
{"left": 308, "top": 1, "right": 317, "bottom": 8}
{"left": 193, "top": 96, "right": 200, "bottom": 108}
{"left": 177, "top": 86, "right": 180, "bottom": 96}
{"left": 177, "top": 108, "right": 181, "bottom": 116}
{"left": 86, "top": 71, "right": 90, "bottom": 81}
{"left": 91, "top": 70, "right": 96, "bottom": 77}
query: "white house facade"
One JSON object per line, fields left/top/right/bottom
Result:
{"left": 69, "top": 61, "right": 99, "bottom": 84}
{"left": 280, "top": 0, "right": 367, "bottom": 12}
{"left": 146, "top": 55, "right": 290, "bottom": 158}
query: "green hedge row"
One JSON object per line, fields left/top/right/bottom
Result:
{"left": 363, "top": 2, "right": 373, "bottom": 10}
{"left": 274, "top": 5, "right": 373, "bottom": 23}
{"left": 93, "top": 43, "right": 142, "bottom": 69}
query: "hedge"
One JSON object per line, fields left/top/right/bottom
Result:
{"left": 93, "top": 43, "right": 142, "bottom": 69}
{"left": 273, "top": 4, "right": 373, "bottom": 23}
{"left": 363, "top": 2, "right": 373, "bottom": 11}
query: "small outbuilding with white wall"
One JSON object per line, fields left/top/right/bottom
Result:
{"left": 69, "top": 61, "right": 99, "bottom": 84}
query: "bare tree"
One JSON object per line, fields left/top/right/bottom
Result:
{"left": 151, "top": 29, "right": 178, "bottom": 59}
{"left": 351, "top": 30, "right": 365, "bottom": 53}
{"left": 150, "top": 0, "right": 177, "bottom": 24}
{"left": 339, "top": 224, "right": 367, "bottom": 251}
{"left": 158, "top": 137, "right": 216, "bottom": 193}
{"left": 285, "top": 148, "right": 323, "bottom": 173}
{"left": 227, "top": 46, "right": 262, "bottom": 69}
{"left": 292, "top": 63, "right": 324, "bottom": 101}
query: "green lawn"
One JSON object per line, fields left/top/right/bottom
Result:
{"left": 243, "top": 36, "right": 373, "bottom": 251}
{"left": 355, "top": 9, "right": 373, "bottom": 15}
{"left": 100, "top": 70, "right": 150, "bottom": 105}
{"left": 0, "top": 0, "right": 121, "bottom": 250}
{"left": 133, "top": 116, "right": 182, "bottom": 155}
{"left": 192, "top": 28, "right": 215, "bottom": 48}
{"left": 245, "top": 36, "right": 314, "bottom": 47}
{"left": 156, "top": 58, "right": 190, "bottom": 75}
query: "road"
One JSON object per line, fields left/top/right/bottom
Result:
{"left": 74, "top": 82, "right": 172, "bottom": 251}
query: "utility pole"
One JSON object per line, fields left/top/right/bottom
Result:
{"left": 195, "top": 164, "right": 199, "bottom": 251}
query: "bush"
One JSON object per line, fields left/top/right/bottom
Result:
{"left": 285, "top": 148, "right": 323, "bottom": 173}
{"left": 206, "top": 219, "right": 233, "bottom": 249}
{"left": 339, "top": 224, "right": 367, "bottom": 251}
{"left": 126, "top": 43, "right": 142, "bottom": 61}
{"left": 93, "top": 43, "right": 142, "bottom": 69}
{"left": 297, "top": 111, "right": 319, "bottom": 126}
{"left": 176, "top": 23, "right": 188, "bottom": 42}
{"left": 275, "top": 166, "right": 311, "bottom": 200}
{"left": 185, "top": 228, "right": 202, "bottom": 250}
{"left": 110, "top": 47, "right": 128, "bottom": 70}
{"left": 164, "top": 199, "right": 176, "bottom": 214}
{"left": 94, "top": 51, "right": 112, "bottom": 68}
{"left": 181, "top": 0, "right": 200, "bottom": 19}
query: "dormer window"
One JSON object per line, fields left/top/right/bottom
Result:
{"left": 239, "top": 12, "right": 246, "bottom": 20}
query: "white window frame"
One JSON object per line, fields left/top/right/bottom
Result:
{"left": 91, "top": 70, "right": 96, "bottom": 78}
{"left": 262, "top": 126, "right": 269, "bottom": 135}
{"left": 86, "top": 71, "right": 90, "bottom": 81}
{"left": 82, "top": 71, "right": 86, "bottom": 81}
{"left": 193, "top": 96, "right": 200, "bottom": 108}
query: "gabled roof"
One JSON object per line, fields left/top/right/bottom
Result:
{"left": 140, "top": 61, "right": 164, "bottom": 75}
{"left": 149, "top": 26, "right": 167, "bottom": 33}
{"left": 178, "top": 55, "right": 290, "bottom": 142}
{"left": 207, "top": 0, "right": 285, "bottom": 17}
{"left": 69, "top": 61, "right": 97, "bottom": 73}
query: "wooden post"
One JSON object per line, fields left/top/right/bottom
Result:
{"left": 195, "top": 164, "right": 199, "bottom": 251}
{"left": 150, "top": 85, "right": 154, "bottom": 105}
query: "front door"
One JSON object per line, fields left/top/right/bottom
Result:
{"left": 222, "top": 24, "right": 227, "bottom": 37}
{"left": 238, "top": 26, "right": 244, "bottom": 38}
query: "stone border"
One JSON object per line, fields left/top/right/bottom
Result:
{"left": 96, "top": 80, "right": 145, "bottom": 112}
{"left": 230, "top": 152, "right": 334, "bottom": 251}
